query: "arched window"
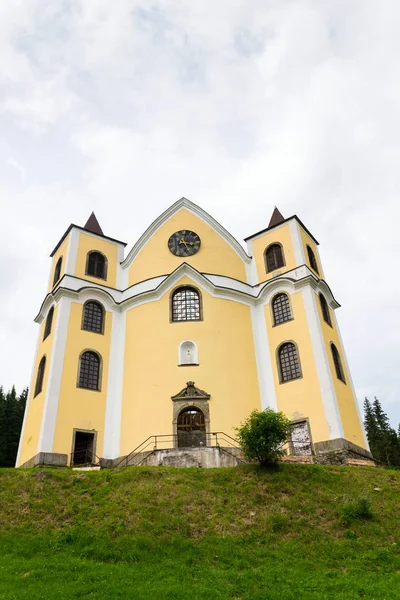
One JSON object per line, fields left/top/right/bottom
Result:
{"left": 272, "top": 293, "right": 292, "bottom": 325}
{"left": 265, "top": 244, "right": 285, "bottom": 273}
{"left": 82, "top": 301, "right": 104, "bottom": 334}
{"left": 319, "top": 294, "right": 332, "bottom": 327}
{"left": 171, "top": 287, "right": 201, "bottom": 322}
{"left": 53, "top": 257, "right": 62, "bottom": 287}
{"left": 78, "top": 351, "right": 101, "bottom": 390}
{"left": 307, "top": 245, "right": 319, "bottom": 275}
{"left": 34, "top": 356, "right": 46, "bottom": 397}
{"left": 179, "top": 341, "right": 199, "bottom": 365}
{"left": 86, "top": 251, "right": 107, "bottom": 280}
{"left": 43, "top": 306, "right": 54, "bottom": 340}
{"left": 278, "top": 342, "right": 301, "bottom": 383}
{"left": 331, "top": 343, "right": 346, "bottom": 383}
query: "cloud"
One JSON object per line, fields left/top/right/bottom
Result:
{"left": 0, "top": 0, "right": 398, "bottom": 425}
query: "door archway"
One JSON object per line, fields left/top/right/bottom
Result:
{"left": 177, "top": 407, "right": 206, "bottom": 448}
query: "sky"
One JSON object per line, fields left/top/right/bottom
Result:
{"left": 0, "top": 1, "right": 399, "bottom": 425}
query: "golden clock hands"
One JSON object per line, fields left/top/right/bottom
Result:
{"left": 178, "top": 237, "right": 194, "bottom": 250}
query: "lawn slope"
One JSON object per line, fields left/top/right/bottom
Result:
{"left": 0, "top": 464, "right": 399, "bottom": 599}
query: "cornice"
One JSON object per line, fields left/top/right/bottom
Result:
{"left": 121, "top": 197, "right": 251, "bottom": 268}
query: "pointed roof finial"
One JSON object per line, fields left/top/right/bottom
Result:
{"left": 268, "top": 207, "right": 285, "bottom": 229}
{"left": 84, "top": 212, "right": 104, "bottom": 236}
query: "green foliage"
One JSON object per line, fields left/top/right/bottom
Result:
{"left": 337, "top": 496, "right": 373, "bottom": 526}
{"left": 0, "top": 465, "right": 399, "bottom": 599}
{"left": 364, "top": 397, "right": 400, "bottom": 466}
{"left": 0, "top": 386, "right": 27, "bottom": 467}
{"left": 236, "top": 408, "right": 291, "bottom": 466}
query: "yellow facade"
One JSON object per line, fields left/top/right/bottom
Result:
{"left": 48, "top": 237, "right": 69, "bottom": 292}
{"left": 17, "top": 198, "right": 369, "bottom": 468}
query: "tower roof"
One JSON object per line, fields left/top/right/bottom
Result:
{"left": 84, "top": 212, "right": 104, "bottom": 236}
{"left": 268, "top": 207, "right": 285, "bottom": 228}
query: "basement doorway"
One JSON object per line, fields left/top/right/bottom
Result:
{"left": 177, "top": 407, "right": 206, "bottom": 448}
{"left": 72, "top": 431, "right": 96, "bottom": 465}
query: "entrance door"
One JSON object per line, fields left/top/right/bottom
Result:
{"left": 72, "top": 431, "right": 95, "bottom": 465}
{"left": 177, "top": 407, "right": 206, "bottom": 448}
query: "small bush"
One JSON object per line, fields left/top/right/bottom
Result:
{"left": 236, "top": 409, "right": 291, "bottom": 467}
{"left": 338, "top": 496, "right": 373, "bottom": 526}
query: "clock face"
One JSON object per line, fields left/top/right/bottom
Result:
{"left": 168, "top": 230, "right": 201, "bottom": 257}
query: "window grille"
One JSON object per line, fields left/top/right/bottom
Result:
{"left": 53, "top": 257, "right": 62, "bottom": 286}
{"left": 82, "top": 301, "right": 104, "bottom": 334}
{"left": 279, "top": 342, "right": 301, "bottom": 383}
{"left": 265, "top": 244, "right": 285, "bottom": 273}
{"left": 86, "top": 252, "right": 107, "bottom": 279}
{"left": 331, "top": 344, "right": 346, "bottom": 383}
{"left": 272, "top": 294, "right": 292, "bottom": 325}
{"left": 172, "top": 287, "right": 201, "bottom": 322}
{"left": 34, "top": 356, "right": 46, "bottom": 397}
{"left": 43, "top": 307, "right": 54, "bottom": 340}
{"left": 319, "top": 294, "right": 332, "bottom": 327}
{"left": 78, "top": 351, "right": 101, "bottom": 390}
{"left": 307, "top": 245, "right": 319, "bottom": 274}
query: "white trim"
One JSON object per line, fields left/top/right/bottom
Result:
{"left": 116, "top": 243, "right": 127, "bottom": 289}
{"left": 332, "top": 312, "right": 370, "bottom": 450}
{"left": 121, "top": 197, "right": 251, "bottom": 267}
{"left": 65, "top": 228, "right": 80, "bottom": 275}
{"left": 15, "top": 325, "right": 42, "bottom": 466}
{"left": 103, "top": 310, "right": 126, "bottom": 458}
{"left": 289, "top": 219, "right": 306, "bottom": 266}
{"left": 38, "top": 297, "right": 72, "bottom": 452}
{"left": 245, "top": 240, "right": 259, "bottom": 286}
{"left": 301, "top": 287, "right": 344, "bottom": 440}
{"left": 251, "top": 303, "right": 276, "bottom": 410}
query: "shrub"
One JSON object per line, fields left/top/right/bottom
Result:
{"left": 338, "top": 496, "right": 373, "bottom": 526}
{"left": 236, "top": 409, "right": 291, "bottom": 467}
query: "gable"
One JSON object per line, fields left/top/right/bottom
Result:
{"left": 125, "top": 203, "right": 249, "bottom": 286}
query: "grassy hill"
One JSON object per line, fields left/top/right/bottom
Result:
{"left": 0, "top": 463, "right": 399, "bottom": 599}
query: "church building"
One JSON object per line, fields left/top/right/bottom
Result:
{"left": 17, "top": 198, "right": 370, "bottom": 467}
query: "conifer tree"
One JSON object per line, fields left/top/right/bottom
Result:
{"left": 0, "top": 385, "right": 27, "bottom": 468}
{"left": 364, "top": 397, "right": 400, "bottom": 466}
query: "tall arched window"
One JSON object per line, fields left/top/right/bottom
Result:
{"left": 171, "top": 287, "right": 201, "bottom": 322}
{"left": 307, "top": 245, "right": 319, "bottom": 275}
{"left": 34, "top": 356, "right": 46, "bottom": 397}
{"left": 319, "top": 294, "right": 332, "bottom": 327}
{"left": 43, "top": 306, "right": 54, "bottom": 340}
{"left": 86, "top": 251, "right": 107, "bottom": 280}
{"left": 272, "top": 293, "right": 292, "bottom": 325}
{"left": 265, "top": 244, "right": 285, "bottom": 273}
{"left": 53, "top": 257, "right": 62, "bottom": 287}
{"left": 82, "top": 301, "right": 104, "bottom": 334}
{"left": 278, "top": 342, "right": 301, "bottom": 383}
{"left": 331, "top": 343, "right": 346, "bottom": 383}
{"left": 78, "top": 351, "right": 101, "bottom": 390}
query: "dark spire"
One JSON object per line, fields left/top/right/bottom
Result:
{"left": 268, "top": 207, "right": 285, "bottom": 229}
{"left": 84, "top": 212, "right": 104, "bottom": 236}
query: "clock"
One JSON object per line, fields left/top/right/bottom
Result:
{"left": 168, "top": 230, "right": 201, "bottom": 257}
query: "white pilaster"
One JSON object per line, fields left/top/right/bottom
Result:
{"left": 301, "top": 287, "right": 344, "bottom": 439}
{"left": 103, "top": 309, "right": 126, "bottom": 458}
{"left": 289, "top": 219, "right": 306, "bottom": 266}
{"left": 65, "top": 228, "right": 80, "bottom": 275}
{"left": 251, "top": 302, "right": 277, "bottom": 410}
{"left": 38, "top": 297, "right": 72, "bottom": 452}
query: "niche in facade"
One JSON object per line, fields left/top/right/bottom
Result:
{"left": 179, "top": 341, "right": 199, "bottom": 366}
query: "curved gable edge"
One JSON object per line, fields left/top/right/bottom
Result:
{"left": 121, "top": 197, "right": 251, "bottom": 268}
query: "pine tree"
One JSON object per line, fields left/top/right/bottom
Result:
{"left": 364, "top": 397, "right": 400, "bottom": 466}
{"left": 0, "top": 387, "right": 6, "bottom": 466}
{"left": 0, "top": 385, "right": 27, "bottom": 468}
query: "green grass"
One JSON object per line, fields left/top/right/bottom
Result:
{"left": 0, "top": 464, "right": 399, "bottom": 599}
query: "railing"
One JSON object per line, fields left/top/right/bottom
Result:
{"left": 70, "top": 449, "right": 101, "bottom": 467}
{"left": 113, "top": 431, "right": 242, "bottom": 468}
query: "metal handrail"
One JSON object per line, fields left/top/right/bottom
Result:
{"left": 70, "top": 448, "right": 101, "bottom": 467}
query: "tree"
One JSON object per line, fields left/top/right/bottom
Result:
{"left": 236, "top": 408, "right": 291, "bottom": 467}
{"left": 363, "top": 397, "right": 400, "bottom": 467}
{"left": 0, "top": 386, "right": 27, "bottom": 468}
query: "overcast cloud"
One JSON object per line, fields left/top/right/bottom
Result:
{"left": 0, "top": 1, "right": 399, "bottom": 424}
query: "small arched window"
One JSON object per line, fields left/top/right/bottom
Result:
{"left": 331, "top": 343, "right": 346, "bottom": 383}
{"left": 319, "top": 294, "right": 332, "bottom": 327}
{"left": 82, "top": 301, "right": 104, "bottom": 334}
{"left": 307, "top": 245, "right": 319, "bottom": 275}
{"left": 278, "top": 342, "right": 301, "bottom": 383}
{"left": 86, "top": 251, "right": 107, "bottom": 280}
{"left": 272, "top": 293, "right": 292, "bottom": 325}
{"left": 43, "top": 306, "right": 54, "bottom": 340}
{"left": 179, "top": 341, "right": 199, "bottom": 365}
{"left": 78, "top": 351, "right": 101, "bottom": 390}
{"left": 34, "top": 356, "right": 46, "bottom": 397}
{"left": 171, "top": 287, "right": 201, "bottom": 322}
{"left": 265, "top": 244, "right": 285, "bottom": 273}
{"left": 53, "top": 257, "right": 62, "bottom": 287}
